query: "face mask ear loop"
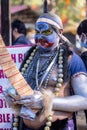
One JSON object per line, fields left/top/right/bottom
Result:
{"left": 81, "top": 33, "right": 86, "bottom": 42}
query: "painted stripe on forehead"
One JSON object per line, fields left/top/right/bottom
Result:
{"left": 36, "top": 18, "right": 62, "bottom": 30}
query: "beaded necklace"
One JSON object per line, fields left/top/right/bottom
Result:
{"left": 36, "top": 51, "right": 58, "bottom": 90}
{"left": 12, "top": 45, "right": 64, "bottom": 130}
{"left": 44, "top": 47, "right": 64, "bottom": 130}
{"left": 12, "top": 115, "right": 19, "bottom": 130}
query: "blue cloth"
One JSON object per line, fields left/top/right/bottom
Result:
{"left": 81, "top": 42, "right": 87, "bottom": 48}
{"left": 12, "top": 35, "right": 31, "bottom": 45}
{"left": 69, "top": 53, "right": 87, "bottom": 76}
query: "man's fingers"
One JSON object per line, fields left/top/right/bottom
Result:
{"left": 8, "top": 93, "right": 21, "bottom": 100}
{"left": 21, "top": 96, "right": 32, "bottom": 100}
{"left": 14, "top": 99, "right": 33, "bottom": 105}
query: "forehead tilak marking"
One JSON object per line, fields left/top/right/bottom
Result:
{"left": 36, "top": 22, "right": 50, "bottom": 31}
{"left": 38, "top": 24, "right": 44, "bottom": 30}
{"left": 36, "top": 18, "right": 62, "bottom": 30}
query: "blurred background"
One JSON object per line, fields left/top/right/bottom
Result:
{"left": 0, "top": 0, "right": 87, "bottom": 46}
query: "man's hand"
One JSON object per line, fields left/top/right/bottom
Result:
{"left": 3, "top": 87, "right": 19, "bottom": 105}
{"left": 14, "top": 91, "right": 42, "bottom": 109}
{"left": 3, "top": 87, "right": 21, "bottom": 114}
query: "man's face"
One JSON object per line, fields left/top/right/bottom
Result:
{"left": 35, "top": 22, "right": 60, "bottom": 50}
{"left": 12, "top": 28, "right": 18, "bottom": 42}
{"left": 80, "top": 33, "right": 87, "bottom": 48}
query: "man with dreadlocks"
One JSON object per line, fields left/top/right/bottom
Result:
{"left": 5, "top": 0, "right": 87, "bottom": 130}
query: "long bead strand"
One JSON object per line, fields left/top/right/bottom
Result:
{"left": 44, "top": 47, "right": 64, "bottom": 130}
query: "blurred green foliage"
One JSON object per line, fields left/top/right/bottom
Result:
{"left": 11, "top": 0, "right": 86, "bottom": 26}
{"left": 55, "top": 0, "right": 86, "bottom": 26}
{"left": 11, "top": 0, "right": 43, "bottom": 6}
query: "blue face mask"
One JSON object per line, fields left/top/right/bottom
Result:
{"left": 81, "top": 39, "right": 87, "bottom": 48}
{"left": 35, "top": 22, "right": 60, "bottom": 50}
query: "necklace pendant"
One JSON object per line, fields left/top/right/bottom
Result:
{"left": 37, "top": 87, "right": 40, "bottom": 90}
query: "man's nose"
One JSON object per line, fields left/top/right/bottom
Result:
{"left": 36, "top": 34, "right": 44, "bottom": 40}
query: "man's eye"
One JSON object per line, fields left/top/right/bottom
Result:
{"left": 42, "top": 30, "right": 52, "bottom": 35}
{"left": 35, "top": 30, "right": 40, "bottom": 34}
